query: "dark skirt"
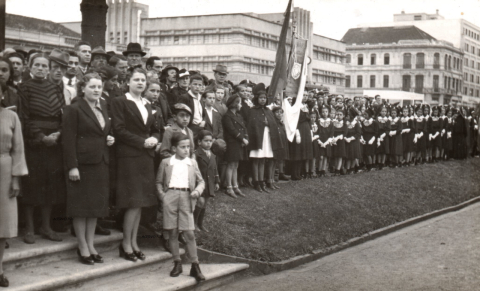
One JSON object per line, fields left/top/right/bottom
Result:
{"left": 346, "top": 140, "right": 362, "bottom": 159}
{"left": 289, "top": 121, "right": 313, "bottom": 161}
{"left": 332, "top": 140, "right": 346, "bottom": 158}
{"left": 452, "top": 134, "right": 467, "bottom": 159}
{"left": 431, "top": 133, "right": 442, "bottom": 149}
{"left": 116, "top": 153, "right": 158, "bottom": 209}
{"left": 390, "top": 135, "right": 403, "bottom": 156}
{"left": 66, "top": 161, "right": 109, "bottom": 217}
{"left": 312, "top": 141, "right": 320, "bottom": 160}
{"left": 416, "top": 135, "right": 427, "bottom": 155}
{"left": 22, "top": 144, "right": 66, "bottom": 206}
{"left": 224, "top": 140, "right": 249, "bottom": 162}
{"left": 363, "top": 134, "right": 376, "bottom": 156}
{"left": 318, "top": 144, "right": 332, "bottom": 157}
{"left": 403, "top": 132, "right": 416, "bottom": 152}
{"left": 377, "top": 136, "right": 390, "bottom": 155}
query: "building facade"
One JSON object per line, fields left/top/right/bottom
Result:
{"left": 357, "top": 11, "right": 480, "bottom": 106}
{"left": 342, "top": 26, "right": 463, "bottom": 105}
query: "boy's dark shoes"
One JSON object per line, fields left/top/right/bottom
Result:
{"left": 190, "top": 263, "right": 206, "bottom": 282}
{"left": 170, "top": 260, "right": 183, "bottom": 277}
{"left": 233, "top": 186, "right": 245, "bottom": 197}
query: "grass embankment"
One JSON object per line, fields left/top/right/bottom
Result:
{"left": 196, "top": 159, "right": 480, "bottom": 262}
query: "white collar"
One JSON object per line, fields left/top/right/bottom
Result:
{"left": 126, "top": 93, "right": 147, "bottom": 105}
{"left": 188, "top": 90, "right": 201, "bottom": 100}
{"left": 205, "top": 106, "right": 217, "bottom": 112}
{"left": 170, "top": 156, "right": 192, "bottom": 166}
{"left": 320, "top": 118, "right": 331, "bottom": 122}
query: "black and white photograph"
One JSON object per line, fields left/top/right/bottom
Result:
{"left": 0, "top": 0, "right": 479, "bottom": 290}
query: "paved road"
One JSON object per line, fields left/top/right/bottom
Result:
{"left": 218, "top": 203, "right": 480, "bottom": 291}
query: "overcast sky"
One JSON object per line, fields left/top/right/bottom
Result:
{"left": 5, "top": 0, "right": 480, "bottom": 40}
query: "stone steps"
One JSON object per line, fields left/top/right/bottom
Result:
{"left": 5, "top": 230, "right": 249, "bottom": 290}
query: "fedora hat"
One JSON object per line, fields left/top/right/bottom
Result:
{"left": 13, "top": 46, "right": 28, "bottom": 60}
{"left": 91, "top": 46, "right": 111, "bottom": 61}
{"left": 122, "top": 42, "right": 146, "bottom": 57}
{"left": 213, "top": 64, "right": 228, "bottom": 74}
{"left": 177, "top": 68, "right": 190, "bottom": 79}
{"left": 48, "top": 49, "right": 70, "bottom": 67}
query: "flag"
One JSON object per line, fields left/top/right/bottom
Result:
{"left": 267, "top": 0, "right": 293, "bottom": 101}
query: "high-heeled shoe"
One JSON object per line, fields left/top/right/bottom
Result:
{"left": 119, "top": 245, "right": 137, "bottom": 262}
{"left": 0, "top": 273, "right": 9, "bottom": 287}
{"left": 133, "top": 250, "right": 146, "bottom": 261}
{"left": 90, "top": 254, "right": 104, "bottom": 263}
{"left": 77, "top": 248, "right": 94, "bottom": 265}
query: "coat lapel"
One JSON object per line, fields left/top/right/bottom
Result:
{"left": 125, "top": 97, "right": 146, "bottom": 127}
{"left": 79, "top": 98, "right": 103, "bottom": 133}
{"left": 196, "top": 148, "right": 210, "bottom": 165}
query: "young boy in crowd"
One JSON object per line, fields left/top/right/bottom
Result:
{"left": 202, "top": 90, "right": 223, "bottom": 140}
{"left": 194, "top": 130, "right": 220, "bottom": 232}
{"left": 160, "top": 103, "right": 195, "bottom": 160}
{"left": 213, "top": 85, "right": 228, "bottom": 117}
{"left": 156, "top": 132, "right": 206, "bottom": 281}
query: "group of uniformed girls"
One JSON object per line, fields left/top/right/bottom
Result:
{"left": 286, "top": 97, "right": 478, "bottom": 179}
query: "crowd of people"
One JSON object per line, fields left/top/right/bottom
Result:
{"left": 0, "top": 40, "right": 479, "bottom": 288}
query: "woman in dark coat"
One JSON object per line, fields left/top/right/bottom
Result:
{"left": 222, "top": 95, "right": 249, "bottom": 198}
{"left": 376, "top": 105, "right": 390, "bottom": 169}
{"left": 63, "top": 73, "right": 114, "bottom": 265}
{"left": 111, "top": 68, "right": 160, "bottom": 262}
{"left": 272, "top": 106, "right": 290, "bottom": 180}
{"left": 18, "top": 54, "right": 66, "bottom": 244}
{"left": 452, "top": 108, "right": 468, "bottom": 159}
{"left": 345, "top": 114, "right": 362, "bottom": 174}
{"left": 444, "top": 107, "right": 454, "bottom": 158}
{"left": 361, "top": 108, "right": 378, "bottom": 171}
{"left": 389, "top": 106, "right": 403, "bottom": 167}
{"left": 331, "top": 109, "right": 347, "bottom": 176}
{"left": 429, "top": 106, "right": 443, "bottom": 162}
{"left": 247, "top": 83, "right": 283, "bottom": 192}
{"left": 317, "top": 104, "right": 333, "bottom": 176}
{"left": 414, "top": 105, "right": 428, "bottom": 164}
{"left": 400, "top": 106, "right": 415, "bottom": 166}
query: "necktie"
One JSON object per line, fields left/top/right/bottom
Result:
{"left": 68, "top": 78, "right": 73, "bottom": 86}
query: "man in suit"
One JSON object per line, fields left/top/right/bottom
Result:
{"left": 75, "top": 41, "right": 92, "bottom": 82}
{"left": 176, "top": 74, "right": 205, "bottom": 137}
{"left": 202, "top": 90, "right": 223, "bottom": 140}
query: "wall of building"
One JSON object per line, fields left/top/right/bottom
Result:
{"left": 106, "top": 0, "right": 148, "bottom": 45}
{"left": 345, "top": 40, "right": 463, "bottom": 105}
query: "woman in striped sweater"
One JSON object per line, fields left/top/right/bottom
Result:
{"left": 18, "top": 53, "right": 67, "bottom": 244}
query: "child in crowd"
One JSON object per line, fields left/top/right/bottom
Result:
{"left": 389, "top": 106, "right": 403, "bottom": 167}
{"left": 414, "top": 105, "right": 427, "bottom": 165}
{"left": 423, "top": 105, "right": 432, "bottom": 163}
{"left": 361, "top": 109, "right": 378, "bottom": 171}
{"left": 308, "top": 111, "right": 320, "bottom": 178}
{"left": 202, "top": 90, "right": 223, "bottom": 140}
{"left": 401, "top": 106, "right": 415, "bottom": 166}
{"left": 345, "top": 113, "right": 361, "bottom": 174}
{"left": 317, "top": 105, "right": 333, "bottom": 177}
{"left": 213, "top": 85, "right": 228, "bottom": 117}
{"left": 331, "top": 109, "right": 347, "bottom": 176}
{"left": 430, "top": 106, "right": 443, "bottom": 162}
{"left": 376, "top": 105, "right": 390, "bottom": 169}
{"left": 272, "top": 106, "right": 290, "bottom": 181}
{"left": 444, "top": 107, "right": 454, "bottom": 159}
{"left": 156, "top": 132, "right": 206, "bottom": 282}
{"left": 194, "top": 130, "right": 219, "bottom": 232}
{"left": 160, "top": 104, "right": 195, "bottom": 160}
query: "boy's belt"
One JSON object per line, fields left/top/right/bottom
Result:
{"left": 169, "top": 187, "right": 190, "bottom": 192}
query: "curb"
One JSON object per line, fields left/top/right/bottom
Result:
{"left": 198, "top": 195, "right": 480, "bottom": 275}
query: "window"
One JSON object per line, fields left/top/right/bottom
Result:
{"left": 477, "top": 90, "right": 480, "bottom": 97}
{"left": 124, "top": 37, "right": 127, "bottom": 43}
{"left": 448, "top": 56, "right": 451, "bottom": 70}
{"left": 477, "top": 76, "right": 480, "bottom": 84}
{"left": 384, "top": 53, "right": 390, "bottom": 65}
{"left": 465, "top": 58, "right": 469, "bottom": 67}
{"left": 188, "top": 35, "right": 203, "bottom": 44}
{"left": 415, "top": 75, "right": 424, "bottom": 93}
{"left": 370, "top": 54, "right": 376, "bottom": 65}
{"left": 383, "top": 75, "right": 389, "bottom": 88}
{"left": 416, "top": 53, "right": 425, "bottom": 69}
{"left": 346, "top": 54, "right": 351, "bottom": 64}
{"left": 403, "top": 53, "right": 411, "bottom": 69}
{"left": 444, "top": 76, "right": 448, "bottom": 89}
{"left": 464, "top": 87, "right": 468, "bottom": 95}
{"left": 370, "top": 75, "right": 376, "bottom": 87}
{"left": 471, "top": 60, "right": 475, "bottom": 68}
{"left": 251, "top": 37, "right": 260, "bottom": 47}
{"left": 414, "top": 15, "right": 422, "bottom": 20}
{"left": 433, "top": 53, "right": 440, "bottom": 69}
{"left": 358, "top": 54, "right": 363, "bottom": 66}
{"left": 473, "top": 46, "right": 476, "bottom": 54}
{"left": 219, "top": 34, "right": 231, "bottom": 43}
{"left": 346, "top": 75, "right": 350, "bottom": 87}
{"left": 204, "top": 34, "right": 218, "bottom": 44}
{"left": 466, "top": 43, "right": 469, "bottom": 51}
{"left": 453, "top": 57, "right": 457, "bottom": 70}
{"left": 433, "top": 75, "right": 439, "bottom": 92}
{"left": 174, "top": 36, "right": 179, "bottom": 45}
{"left": 357, "top": 75, "right": 363, "bottom": 88}
{"left": 244, "top": 63, "right": 251, "bottom": 72}
{"left": 465, "top": 72, "right": 468, "bottom": 80}
{"left": 471, "top": 74, "right": 474, "bottom": 82}
{"left": 402, "top": 75, "right": 411, "bottom": 91}
{"left": 470, "top": 89, "right": 474, "bottom": 96}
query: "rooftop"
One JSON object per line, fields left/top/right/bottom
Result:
{"left": 341, "top": 26, "right": 436, "bottom": 45}
{"left": 6, "top": 13, "right": 81, "bottom": 38}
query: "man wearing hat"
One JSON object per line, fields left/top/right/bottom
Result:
{"left": 90, "top": 46, "right": 110, "bottom": 69}
{"left": 167, "top": 68, "right": 190, "bottom": 111}
{"left": 12, "top": 46, "right": 28, "bottom": 65}
{"left": 48, "top": 49, "right": 71, "bottom": 104}
{"left": 74, "top": 41, "right": 92, "bottom": 82}
{"left": 210, "top": 64, "right": 231, "bottom": 102}
{"left": 123, "top": 42, "right": 146, "bottom": 68}
{"left": 160, "top": 65, "right": 179, "bottom": 90}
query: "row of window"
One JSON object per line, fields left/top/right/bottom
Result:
{"left": 347, "top": 52, "right": 461, "bottom": 71}
{"left": 345, "top": 74, "right": 462, "bottom": 94}
{"left": 312, "top": 74, "right": 344, "bottom": 86}
{"left": 464, "top": 87, "right": 480, "bottom": 97}
{"left": 312, "top": 50, "right": 345, "bottom": 64}
{"left": 143, "top": 34, "right": 278, "bottom": 50}
{"left": 464, "top": 43, "right": 480, "bottom": 56}
{"left": 464, "top": 28, "right": 480, "bottom": 41}
{"left": 144, "top": 28, "right": 278, "bottom": 40}
{"left": 464, "top": 73, "right": 480, "bottom": 84}
{"left": 464, "top": 58, "right": 480, "bottom": 70}
{"left": 313, "top": 45, "right": 345, "bottom": 56}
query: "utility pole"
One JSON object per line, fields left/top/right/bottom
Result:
{"left": 0, "top": 0, "right": 6, "bottom": 50}
{"left": 80, "top": 0, "right": 108, "bottom": 48}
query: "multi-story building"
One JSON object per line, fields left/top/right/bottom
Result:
{"left": 342, "top": 26, "right": 463, "bottom": 105}
{"left": 357, "top": 10, "right": 480, "bottom": 106}
{"left": 5, "top": 14, "right": 80, "bottom": 52}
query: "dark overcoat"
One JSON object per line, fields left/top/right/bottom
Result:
{"left": 195, "top": 148, "right": 220, "bottom": 197}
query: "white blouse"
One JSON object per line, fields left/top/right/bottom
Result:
{"left": 126, "top": 93, "right": 148, "bottom": 124}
